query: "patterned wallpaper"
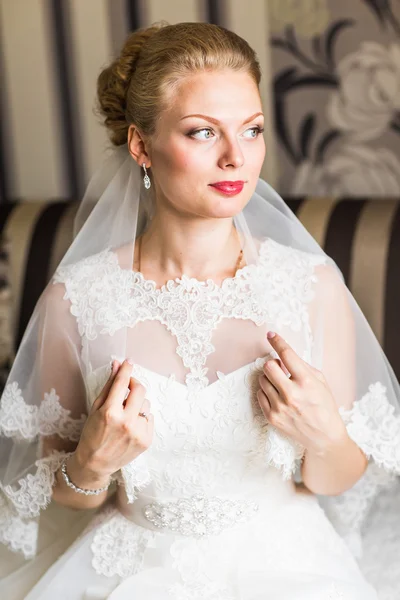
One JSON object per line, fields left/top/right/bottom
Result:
{"left": 0, "top": 0, "right": 399, "bottom": 202}
{"left": 270, "top": 0, "right": 400, "bottom": 196}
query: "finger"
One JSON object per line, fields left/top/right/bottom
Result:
{"left": 257, "top": 389, "right": 271, "bottom": 419}
{"left": 258, "top": 374, "right": 282, "bottom": 411}
{"left": 124, "top": 393, "right": 150, "bottom": 414}
{"left": 266, "top": 332, "right": 309, "bottom": 380}
{"left": 104, "top": 359, "right": 136, "bottom": 408}
{"left": 268, "top": 351, "right": 292, "bottom": 378}
{"left": 91, "top": 360, "right": 121, "bottom": 412}
{"left": 309, "top": 364, "right": 325, "bottom": 383}
{"left": 103, "top": 360, "right": 121, "bottom": 397}
{"left": 265, "top": 350, "right": 291, "bottom": 378}
{"left": 263, "top": 358, "right": 292, "bottom": 397}
{"left": 144, "top": 412, "right": 155, "bottom": 434}
{"left": 257, "top": 385, "right": 282, "bottom": 423}
{"left": 139, "top": 398, "right": 151, "bottom": 414}
{"left": 146, "top": 412, "right": 155, "bottom": 426}
{"left": 124, "top": 377, "right": 147, "bottom": 415}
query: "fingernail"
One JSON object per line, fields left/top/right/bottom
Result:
{"left": 127, "top": 358, "right": 134, "bottom": 365}
{"left": 267, "top": 331, "right": 276, "bottom": 339}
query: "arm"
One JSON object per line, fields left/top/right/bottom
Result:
{"left": 52, "top": 451, "right": 110, "bottom": 510}
{"left": 36, "top": 281, "right": 110, "bottom": 510}
{"left": 257, "top": 264, "right": 368, "bottom": 496}
{"left": 300, "top": 430, "right": 368, "bottom": 496}
{"left": 39, "top": 284, "right": 153, "bottom": 511}
{"left": 0, "top": 270, "right": 152, "bottom": 559}
{"left": 301, "top": 263, "right": 368, "bottom": 495}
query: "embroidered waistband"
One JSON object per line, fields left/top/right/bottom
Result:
{"left": 117, "top": 493, "right": 259, "bottom": 537}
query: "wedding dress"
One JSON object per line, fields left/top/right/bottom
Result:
{"left": 2, "top": 236, "right": 394, "bottom": 600}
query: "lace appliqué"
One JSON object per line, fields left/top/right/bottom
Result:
{"left": 90, "top": 509, "right": 155, "bottom": 578}
{"left": 339, "top": 382, "right": 400, "bottom": 474}
{"left": 2, "top": 451, "right": 71, "bottom": 518}
{"left": 320, "top": 382, "right": 399, "bottom": 559}
{"left": 265, "top": 426, "right": 304, "bottom": 480}
{"left": 0, "top": 451, "right": 72, "bottom": 558}
{"left": 0, "top": 382, "right": 86, "bottom": 442}
{"left": 54, "top": 239, "right": 326, "bottom": 391}
{"left": 168, "top": 537, "right": 236, "bottom": 600}
{"left": 0, "top": 495, "right": 38, "bottom": 559}
{"left": 121, "top": 452, "right": 152, "bottom": 503}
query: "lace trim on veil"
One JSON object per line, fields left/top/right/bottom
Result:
{"left": 0, "top": 496, "right": 38, "bottom": 559}
{"left": 339, "top": 382, "right": 400, "bottom": 474}
{"left": 0, "top": 384, "right": 88, "bottom": 558}
{"left": 0, "top": 382, "right": 87, "bottom": 442}
{"left": 321, "top": 383, "right": 400, "bottom": 558}
{"left": 0, "top": 451, "right": 72, "bottom": 558}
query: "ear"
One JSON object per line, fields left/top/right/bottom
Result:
{"left": 127, "top": 124, "right": 151, "bottom": 168}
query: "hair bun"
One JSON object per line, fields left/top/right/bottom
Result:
{"left": 96, "top": 22, "right": 166, "bottom": 146}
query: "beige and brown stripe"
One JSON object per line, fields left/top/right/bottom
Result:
{"left": 350, "top": 200, "right": 398, "bottom": 344}
{"left": 0, "top": 202, "right": 79, "bottom": 358}
{"left": 286, "top": 198, "right": 400, "bottom": 378}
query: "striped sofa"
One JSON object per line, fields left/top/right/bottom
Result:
{"left": 2, "top": 198, "right": 400, "bottom": 382}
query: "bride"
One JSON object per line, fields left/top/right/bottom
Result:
{"left": 1, "top": 21, "right": 400, "bottom": 600}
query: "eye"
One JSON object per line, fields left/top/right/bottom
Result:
{"left": 243, "top": 126, "right": 265, "bottom": 139}
{"left": 188, "top": 125, "right": 264, "bottom": 141}
{"left": 189, "top": 128, "right": 215, "bottom": 140}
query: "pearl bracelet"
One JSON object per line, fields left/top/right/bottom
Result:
{"left": 60, "top": 457, "right": 110, "bottom": 496}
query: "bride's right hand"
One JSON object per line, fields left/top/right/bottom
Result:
{"left": 72, "top": 359, "right": 154, "bottom": 484}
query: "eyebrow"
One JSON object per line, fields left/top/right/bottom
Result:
{"left": 179, "top": 112, "right": 264, "bottom": 125}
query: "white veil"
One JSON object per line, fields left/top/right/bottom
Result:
{"left": 0, "top": 144, "right": 399, "bottom": 570}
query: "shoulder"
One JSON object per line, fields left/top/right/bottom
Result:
{"left": 47, "top": 249, "right": 117, "bottom": 337}
{"left": 259, "top": 237, "right": 328, "bottom": 270}
{"left": 49, "top": 245, "right": 132, "bottom": 340}
{"left": 312, "top": 260, "right": 352, "bottom": 313}
{"left": 52, "top": 248, "right": 116, "bottom": 288}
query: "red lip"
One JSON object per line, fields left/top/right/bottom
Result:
{"left": 209, "top": 181, "right": 245, "bottom": 196}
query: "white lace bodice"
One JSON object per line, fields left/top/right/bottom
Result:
{"left": 86, "top": 358, "right": 304, "bottom": 505}
{"left": 54, "top": 238, "right": 325, "bottom": 391}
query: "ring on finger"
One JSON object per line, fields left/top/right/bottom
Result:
{"left": 138, "top": 411, "right": 149, "bottom": 422}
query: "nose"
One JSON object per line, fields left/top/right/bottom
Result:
{"left": 218, "top": 135, "right": 245, "bottom": 169}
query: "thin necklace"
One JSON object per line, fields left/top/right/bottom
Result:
{"left": 137, "top": 230, "right": 244, "bottom": 279}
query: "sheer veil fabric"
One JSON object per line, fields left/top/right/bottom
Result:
{"left": 0, "top": 145, "right": 399, "bottom": 576}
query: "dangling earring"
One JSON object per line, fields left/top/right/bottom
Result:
{"left": 142, "top": 163, "right": 151, "bottom": 189}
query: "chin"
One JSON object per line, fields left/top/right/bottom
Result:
{"left": 206, "top": 194, "right": 251, "bottom": 219}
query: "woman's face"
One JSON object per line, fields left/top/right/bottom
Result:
{"left": 136, "top": 70, "right": 266, "bottom": 219}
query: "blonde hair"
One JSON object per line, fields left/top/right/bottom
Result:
{"left": 96, "top": 21, "right": 262, "bottom": 147}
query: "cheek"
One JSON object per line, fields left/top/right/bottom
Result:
{"left": 150, "top": 144, "right": 204, "bottom": 209}
{"left": 247, "top": 139, "right": 266, "bottom": 172}
{"left": 153, "top": 143, "right": 210, "bottom": 202}
{"left": 170, "top": 150, "right": 201, "bottom": 177}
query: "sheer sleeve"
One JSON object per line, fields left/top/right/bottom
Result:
{"left": 309, "top": 263, "right": 357, "bottom": 411}
{"left": 0, "top": 277, "right": 88, "bottom": 559}
{"left": 309, "top": 262, "right": 400, "bottom": 557}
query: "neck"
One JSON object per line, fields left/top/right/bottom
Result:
{"left": 137, "top": 207, "right": 242, "bottom": 283}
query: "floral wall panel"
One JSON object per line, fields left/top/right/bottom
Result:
{"left": 270, "top": 0, "right": 400, "bottom": 197}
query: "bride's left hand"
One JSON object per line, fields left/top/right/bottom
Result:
{"left": 257, "top": 331, "right": 349, "bottom": 455}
